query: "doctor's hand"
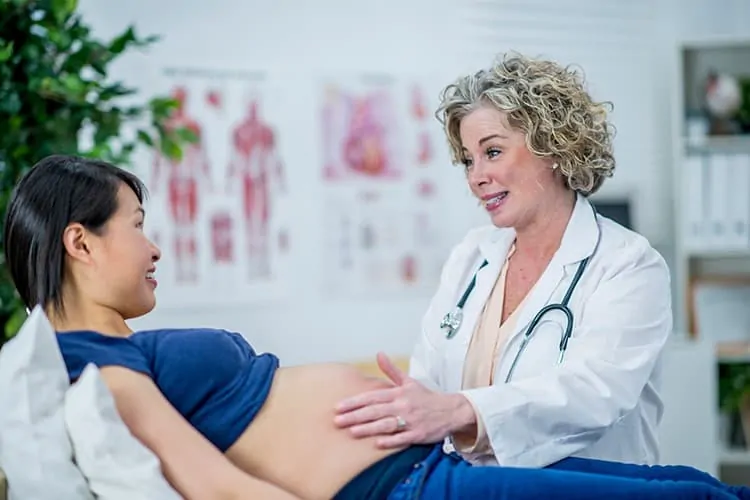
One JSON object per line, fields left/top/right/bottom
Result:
{"left": 333, "top": 353, "right": 478, "bottom": 449}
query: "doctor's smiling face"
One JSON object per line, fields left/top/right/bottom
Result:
{"left": 437, "top": 53, "right": 617, "bottom": 233}
{"left": 459, "top": 104, "right": 561, "bottom": 230}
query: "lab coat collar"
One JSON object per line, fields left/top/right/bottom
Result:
{"left": 477, "top": 192, "right": 599, "bottom": 267}
{"left": 484, "top": 193, "right": 601, "bottom": 358}
{"left": 555, "top": 193, "right": 601, "bottom": 265}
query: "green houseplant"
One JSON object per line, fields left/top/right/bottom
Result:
{"left": 0, "top": 0, "right": 195, "bottom": 343}
{"left": 718, "top": 363, "right": 750, "bottom": 448}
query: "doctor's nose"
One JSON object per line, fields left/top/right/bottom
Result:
{"left": 467, "top": 161, "right": 492, "bottom": 189}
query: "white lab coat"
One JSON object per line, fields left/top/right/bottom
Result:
{"left": 409, "top": 194, "right": 672, "bottom": 468}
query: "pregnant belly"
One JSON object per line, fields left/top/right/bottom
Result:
{"left": 225, "top": 363, "right": 407, "bottom": 499}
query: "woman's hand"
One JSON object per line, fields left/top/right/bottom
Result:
{"left": 333, "top": 353, "right": 477, "bottom": 449}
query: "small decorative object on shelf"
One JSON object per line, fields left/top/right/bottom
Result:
{"left": 705, "top": 71, "right": 744, "bottom": 135}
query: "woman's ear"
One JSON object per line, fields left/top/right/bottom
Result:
{"left": 61, "top": 223, "right": 92, "bottom": 264}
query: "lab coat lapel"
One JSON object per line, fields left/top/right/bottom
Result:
{"left": 464, "top": 233, "right": 516, "bottom": 349}
{"left": 444, "top": 230, "right": 515, "bottom": 393}
{"left": 457, "top": 232, "right": 515, "bottom": 350}
{"left": 501, "top": 194, "right": 600, "bottom": 350}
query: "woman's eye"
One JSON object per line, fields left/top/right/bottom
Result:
{"left": 487, "top": 147, "right": 502, "bottom": 159}
{"left": 461, "top": 158, "right": 473, "bottom": 169}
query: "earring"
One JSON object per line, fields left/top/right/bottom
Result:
{"left": 552, "top": 162, "right": 559, "bottom": 170}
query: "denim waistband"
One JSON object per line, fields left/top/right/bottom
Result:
{"left": 387, "top": 444, "right": 453, "bottom": 500}
{"left": 334, "top": 444, "right": 434, "bottom": 499}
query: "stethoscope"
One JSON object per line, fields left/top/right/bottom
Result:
{"left": 439, "top": 229, "right": 595, "bottom": 383}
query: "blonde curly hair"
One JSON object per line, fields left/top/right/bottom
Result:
{"left": 436, "top": 52, "right": 616, "bottom": 195}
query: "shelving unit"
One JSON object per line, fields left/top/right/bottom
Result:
{"left": 671, "top": 35, "right": 750, "bottom": 483}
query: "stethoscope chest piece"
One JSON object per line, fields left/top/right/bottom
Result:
{"left": 440, "top": 258, "right": 488, "bottom": 340}
{"left": 440, "top": 307, "right": 463, "bottom": 339}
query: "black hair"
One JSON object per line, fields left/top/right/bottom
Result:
{"left": 3, "top": 154, "right": 147, "bottom": 313}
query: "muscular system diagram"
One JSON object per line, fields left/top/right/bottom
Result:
{"left": 152, "top": 86, "right": 212, "bottom": 283}
{"left": 226, "top": 99, "right": 286, "bottom": 279}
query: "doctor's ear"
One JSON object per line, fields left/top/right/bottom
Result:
{"left": 62, "top": 223, "right": 94, "bottom": 263}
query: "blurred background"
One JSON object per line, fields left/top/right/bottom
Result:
{"left": 2, "top": 0, "right": 750, "bottom": 486}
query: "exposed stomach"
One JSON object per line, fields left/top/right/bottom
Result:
{"left": 225, "top": 363, "right": 407, "bottom": 499}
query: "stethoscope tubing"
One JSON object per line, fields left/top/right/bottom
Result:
{"left": 441, "top": 206, "right": 600, "bottom": 383}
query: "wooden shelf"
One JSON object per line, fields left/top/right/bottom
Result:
{"left": 717, "top": 342, "right": 750, "bottom": 363}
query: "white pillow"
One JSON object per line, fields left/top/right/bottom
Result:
{"left": 64, "top": 363, "right": 182, "bottom": 500}
{"left": 0, "top": 305, "right": 94, "bottom": 500}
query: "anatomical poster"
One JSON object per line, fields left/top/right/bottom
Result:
{"left": 319, "top": 76, "right": 448, "bottom": 297}
{"left": 139, "top": 67, "right": 291, "bottom": 309}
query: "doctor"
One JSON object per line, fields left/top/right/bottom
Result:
{"left": 334, "top": 52, "right": 673, "bottom": 469}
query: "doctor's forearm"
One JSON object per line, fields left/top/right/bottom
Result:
{"left": 446, "top": 393, "right": 479, "bottom": 435}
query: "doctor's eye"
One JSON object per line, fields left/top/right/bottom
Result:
{"left": 486, "top": 147, "right": 502, "bottom": 159}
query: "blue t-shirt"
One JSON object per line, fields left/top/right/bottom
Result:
{"left": 56, "top": 328, "right": 280, "bottom": 452}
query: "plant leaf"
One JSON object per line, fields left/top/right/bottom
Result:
{"left": 0, "top": 42, "right": 14, "bottom": 63}
{"left": 137, "top": 129, "right": 154, "bottom": 146}
{"left": 108, "top": 26, "right": 136, "bottom": 55}
{"left": 175, "top": 126, "right": 199, "bottom": 144}
{"left": 4, "top": 306, "right": 27, "bottom": 339}
{"left": 51, "top": 0, "right": 79, "bottom": 24}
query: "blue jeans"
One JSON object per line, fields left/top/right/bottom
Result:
{"left": 387, "top": 444, "right": 749, "bottom": 499}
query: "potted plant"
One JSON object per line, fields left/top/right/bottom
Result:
{"left": 718, "top": 362, "right": 750, "bottom": 448}
{"left": 0, "top": 0, "right": 194, "bottom": 344}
